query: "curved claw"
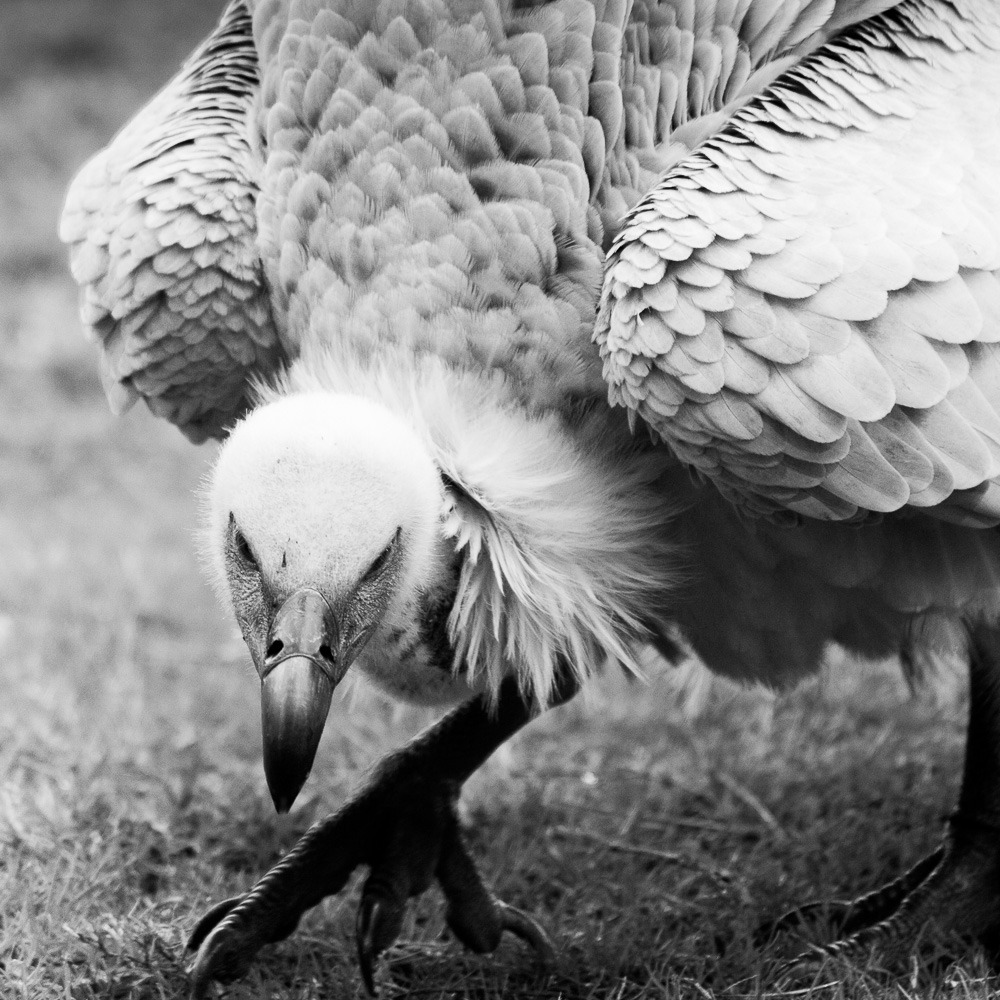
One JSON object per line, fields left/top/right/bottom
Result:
{"left": 496, "top": 900, "right": 556, "bottom": 962}
{"left": 185, "top": 681, "right": 551, "bottom": 994}
{"left": 187, "top": 893, "right": 308, "bottom": 998}
{"left": 356, "top": 898, "right": 390, "bottom": 997}
{"left": 187, "top": 895, "right": 246, "bottom": 952}
{"left": 772, "top": 947, "right": 831, "bottom": 985}
{"left": 754, "top": 899, "right": 855, "bottom": 946}
{"left": 772, "top": 936, "right": 891, "bottom": 989}
{"left": 351, "top": 897, "right": 553, "bottom": 998}
{"left": 188, "top": 919, "right": 258, "bottom": 999}
{"left": 757, "top": 848, "right": 945, "bottom": 948}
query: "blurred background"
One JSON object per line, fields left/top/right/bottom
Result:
{"left": 0, "top": 1, "right": 974, "bottom": 997}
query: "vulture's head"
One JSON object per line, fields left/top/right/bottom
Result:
{"left": 204, "top": 392, "right": 444, "bottom": 811}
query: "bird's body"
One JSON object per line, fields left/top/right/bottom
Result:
{"left": 63, "top": 0, "right": 1000, "bottom": 697}
{"left": 60, "top": 0, "right": 1000, "bottom": 990}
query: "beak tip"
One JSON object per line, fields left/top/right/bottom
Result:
{"left": 265, "top": 769, "right": 307, "bottom": 814}
{"left": 262, "top": 739, "right": 314, "bottom": 814}
{"left": 270, "top": 791, "right": 296, "bottom": 815}
{"left": 260, "top": 655, "right": 335, "bottom": 816}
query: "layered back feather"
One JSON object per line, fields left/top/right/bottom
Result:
{"left": 61, "top": 0, "right": 896, "bottom": 440}
{"left": 61, "top": 0, "right": 1000, "bottom": 705}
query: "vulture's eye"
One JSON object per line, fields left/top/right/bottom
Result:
{"left": 234, "top": 526, "right": 258, "bottom": 570}
{"left": 363, "top": 528, "right": 400, "bottom": 583}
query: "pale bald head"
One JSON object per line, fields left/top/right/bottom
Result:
{"left": 206, "top": 392, "right": 442, "bottom": 606}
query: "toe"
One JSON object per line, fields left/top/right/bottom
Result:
{"left": 352, "top": 794, "right": 449, "bottom": 992}
{"left": 356, "top": 887, "right": 408, "bottom": 996}
{"left": 758, "top": 847, "right": 946, "bottom": 950}
{"left": 754, "top": 899, "right": 856, "bottom": 946}
{"left": 496, "top": 900, "right": 556, "bottom": 961}
{"left": 772, "top": 945, "right": 848, "bottom": 989}
{"left": 188, "top": 920, "right": 257, "bottom": 998}
{"left": 187, "top": 895, "right": 245, "bottom": 952}
{"left": 436, "top": 824, "right": 503, "bottom": 952}
{"left": 436, "top": 821, "right": 553, "bottom": 960}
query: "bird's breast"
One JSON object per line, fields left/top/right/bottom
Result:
{"left": 353, "top": 560, "right": 478, "bottom": 706}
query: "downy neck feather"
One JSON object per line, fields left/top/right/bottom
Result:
{"left": 255, "top": 340, "right": 685, "bottom": 707}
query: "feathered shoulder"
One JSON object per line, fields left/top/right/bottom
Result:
{"left": 59, "top": 0, "right": 281, "bottom": 441}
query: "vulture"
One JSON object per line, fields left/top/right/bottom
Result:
{"left": 60, "top": 0, "right": 1000, "bottom": 992}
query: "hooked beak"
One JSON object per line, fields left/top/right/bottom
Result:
{"left": 260, "top": 588, "right": 347, "bottom": 813}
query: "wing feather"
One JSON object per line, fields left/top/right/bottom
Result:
{"left": 790, "top": 332, "right": 895, "bottom": 420}
{"left": 721, "top": 337, "right": 771, "bottom": 393}
{"left": 823, "top": 420, "right": 910, "bottom": 513}
{"left": 864, "top": 419, "right": 935, "bottom": 493}
{"left": 910, "top": 399, "right": 999, "bottom": 490}
{"left": 863, "top": 318, "right": 950, "bottom": 408}
{"left": 597, "top": 0, "right": 1000, "bottom": 525}
{"left": 59, "top": 0, "right": 282, "bottom": 441}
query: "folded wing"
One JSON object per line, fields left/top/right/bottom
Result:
{"left": 596, "top": 1, "right": 1000, "bottom": 525}
{"left": 59, "top": 0, "right": 282, "bottom": 441}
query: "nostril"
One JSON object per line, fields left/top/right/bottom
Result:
{"left": 266, "top": 639, "right": 284, "bottom": 660}
{"left": 319, "top": 644, "right": 335, "bottom": 662}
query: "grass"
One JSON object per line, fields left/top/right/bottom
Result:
{"left": 0, "top": 1, "right": 993, "bottom": 997}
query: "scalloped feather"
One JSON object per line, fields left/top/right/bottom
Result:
{"left": 597, "top": 0, "right": 1000, "bottom": 526}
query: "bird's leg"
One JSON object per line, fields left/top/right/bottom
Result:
{"left": 769, "top": 621, "right": 1000, "bottom": 980}
{"left": 187, "top": 674, "right": 574, "bottom": 997}
{"left": 755, "top": 848, "right": 945, "bottom": 945}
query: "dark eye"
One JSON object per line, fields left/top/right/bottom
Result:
{"left": 363, "top": 528, "right": 400, "bottom": 583}
{"left": 234, "top": 527, "right": 258, "bottom": 569}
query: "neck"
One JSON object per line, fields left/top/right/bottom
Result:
{"left": 260, "top": 350, "right": 683, "bottom": 705}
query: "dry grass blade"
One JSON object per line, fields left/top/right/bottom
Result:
{"left": 548, "top": 824, "right": 733, "bottom": 882}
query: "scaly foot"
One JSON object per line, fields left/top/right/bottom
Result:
{"left": 767, "top": 820, "right": 1000, "bottom": 983}
{"left": 187, "top": 773, "right": 552, "bottom": 996}
{"left": 186, "top": 682, "right": 559, "bottom": 996}
{"left": 756, "top": 847, "right": 944, "bottom": 946}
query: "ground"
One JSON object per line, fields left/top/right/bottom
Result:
{"left": 0, "top": 1, "right": 992, "bottom": 998}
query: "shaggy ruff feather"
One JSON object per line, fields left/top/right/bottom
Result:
{"left": 255, "top": 343, "right": 685, "bottom": 705}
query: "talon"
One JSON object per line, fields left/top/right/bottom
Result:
{"left": 184, "top": 680, "right": 548, "bottom": 993}
{"left": 356, "top": 888, "right": 407, "bottom": 996}
{"left": 754, "top": 900, "right": 854, "bottom": 946}
{"left": 496, "top": 900, "right": 556, "bottom": 962}
{"left": 772, "top": 947, "right": 833, "bottom": 987}
{"left": 758, "top": 847, "right": 947, "bottom": 951}
{"left": 189, "top": 948, "right": 219, "bottom": 1000}
{"left": 356, "top": 898, "right": 382, "bottom": 996}
{"left": 187, "top": 895, "right": 245, "bottom": 952}
{"left": 188, "top": 920, "right": 255, "bottom": 997}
